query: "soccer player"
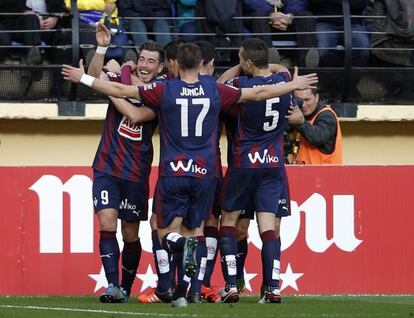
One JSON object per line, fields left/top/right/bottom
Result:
{"left": 182, "top": 40, "right": 218, "bottom": 303}
{"left": 218, "top": 38, "right": 293, "bottom": 304}
{"left": 136, "top": 38, "right": 187, "bottom": 304}
{"left": 62, "top": 42, "right": 317, "bottom": 307}
{"left": 85, "top": 23, "right": 164, "bottom": 303}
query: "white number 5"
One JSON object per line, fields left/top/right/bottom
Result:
{"left": 263, "top": 97, "right": 280, "bottom": 131}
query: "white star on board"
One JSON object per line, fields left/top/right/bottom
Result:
{"left": 136, "top": 265, "right": 158, "bottom": 292}
{"left": 88, "top": 266, "right": 108, "bottom": 293}
{"left": 243, "top": 269, "right": 257, "bottom": 292}
{"left": 280, "top": 263, "right": 304, "bottom": 291}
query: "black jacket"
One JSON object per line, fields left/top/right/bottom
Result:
{"left": 117, "top": 0, "right": 171, "bottom": 18}
{"left": 0, "top": 0, "right": 29, "bottom": 13}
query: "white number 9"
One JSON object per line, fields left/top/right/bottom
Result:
{"left": 101, "top": 190, "right": 109, "bottom": 205}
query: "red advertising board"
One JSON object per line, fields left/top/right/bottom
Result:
{"left": 0, "top": 166, "right": 413, "bottom": 295}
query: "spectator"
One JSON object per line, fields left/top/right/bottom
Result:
{"left": 366, "top": 0, "right": 414, "bottom": 66}
{"left": 175, "top": 0, "right": 197, "bottom": 42}
{"left": 195, "top": 0, "right": 243, "bottom": 63}
{"left": 64, "top": 0, "right": 118, "bottom": 65}
{"left": 0, "top": 0, "right": 42, "bottom": 64}
{"left": 244, "top": 0, "right": 319, "bottom": 67}
{"left": 286, "top": 87, "right": 343, "bottom": 164}
{"left": 309, "top": 0, "right": 370, "bottom": 66}
{"left": 27, "top": 0, "right": 71, "bottom": 96}
{"left": 117, "top": 0, "right": 172, "bottom": 47}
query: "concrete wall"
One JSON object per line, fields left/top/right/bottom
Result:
{"left": 1, "top": 116, "right": 414, "bottom": 165}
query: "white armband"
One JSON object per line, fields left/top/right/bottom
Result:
{"left": 80, "top": 74, "right": 95, "bottom": 87}
{"left": 96, "top": 46, "right": 108, "bottom": 55}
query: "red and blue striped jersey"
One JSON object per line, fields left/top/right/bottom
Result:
{"left": 92, "top": 73, "right": 157, "bottom": 182}
{"left": 225, "top": 71, "right": 292, "bottom": 168}
{"left": 138, "top": 77, "right": 241, "bottom": 180}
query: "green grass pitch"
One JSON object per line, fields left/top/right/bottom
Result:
{"left": 1, "top": 295, "right": 413, "bottom": 318}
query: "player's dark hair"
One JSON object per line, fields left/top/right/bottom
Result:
{"left": 240, "top": 38, "right": 269, "bottom": 69}
{"left": 139, "top": 41, "right": 165, "bottom": 64}
{"left": 164, "top": 38, "right": 186, "bottom": 61}
{"left": 177, "top": 43, "right": 202, "bottom": 70}
{"left": 310, "top": 87, "right": 319, "bottom": 95}
{"left": 194, "top": 40, "right": 217, "bottom": 66}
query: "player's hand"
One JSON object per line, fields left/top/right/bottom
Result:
{"left": 105, "top": 59, "right": 121, "bottom": 73}
{"left": 285, "top": 105, "right": 305, "bottom": 125}
{"left": 96, "top": 22, "right": 111, "bottom": 47}
{"left": 61, "top": 59, "right": 85, "bottom": 83}
{"left": 292, "top": 66, "right": 318, "bottom": 90}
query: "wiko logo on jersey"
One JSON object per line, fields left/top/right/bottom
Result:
{"left": 248, "top": 149, "right": 279, "bottom": 164}
{"left": 118, "top": 116, "right": 143, "bottom": 141}
{"left": 169, "top": 159, "right": 207, "bottom": 175}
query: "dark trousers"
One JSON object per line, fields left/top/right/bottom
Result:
{"left": 0, "top": 14, "right": 41, "bottom": 45}
{"left": 243, "top": 10, "right": 274, "bottom": 47}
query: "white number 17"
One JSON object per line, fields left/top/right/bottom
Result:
{"left": 177, "top": 98, "right": 210, "bottom": 137}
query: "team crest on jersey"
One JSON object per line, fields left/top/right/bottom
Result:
{"left": 143, "top": 82, "right": 157, "bottom": 90}
{"left": 118, "top": 116, "right": 143, "bottom": 141}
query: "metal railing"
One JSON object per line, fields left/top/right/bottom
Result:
{"left": 0, "top": 0, "right": 413, "bottom": 108}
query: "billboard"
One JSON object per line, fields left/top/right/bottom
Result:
{"left": 0, "top": 166, "right": 413, "bottom": 295}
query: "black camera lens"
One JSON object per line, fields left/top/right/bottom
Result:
{"left": 292, "top": 98, "right": 303, "bottom": 108}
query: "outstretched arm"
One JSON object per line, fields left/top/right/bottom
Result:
{"left": 238, "top": 67, "right": 317, "bottom": 103}
{"left": 62, "top": 61, "right": 141, "bottom": 99}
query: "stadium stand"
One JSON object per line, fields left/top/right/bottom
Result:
{"left": 0, "top": 0, "right": 413, "bottom": 111}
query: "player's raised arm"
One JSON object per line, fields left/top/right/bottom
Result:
{"left": 238, "top": 67, "right": 318, "bottom": 103}
{"left": 62, "top": 61, "right": 140, "bottom": 99}
{"left": 88, "top": 23, "right": 112, "bottom": 79}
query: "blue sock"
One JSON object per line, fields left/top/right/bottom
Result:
{"left": 189, "top": 236, "right": 207, "bottom": 295}
{"left": 260, "top": 230, "right": 280, "bottom": 290}
{"left": 121, "top": 239, "right": 141, "bottom": 296}
{"left": 99, "top": 231, "right": 120, "bottom": 287}
{"left": 236, "top": 238, "right": 248, "bottom": 280}
{"left": 162, "top": 232, "right": 186, "bottom": 254}
{"left": 152, "top": 230, "right": 171, "bottom": 293}
{"left": 203, "top": 226, "right": 218, "bottom": 287}
{"left": 219, "top": 226, "right": 237, "bottom": 288}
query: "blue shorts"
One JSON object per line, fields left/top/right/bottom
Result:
{"left": 238, "top": 199, "right": 255, "bottom": 220}
{"left": 92, "top": 170, "right": 149, "bottom": 221}
{"left": 153, "top": 176, "right": 215, "bottom": 229}
{"left": 221, "top": 167, "right": 290, "bottom": 218}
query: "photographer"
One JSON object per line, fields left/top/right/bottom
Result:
{"left": 285, "top": 87, "right": 343, "bottom": 164}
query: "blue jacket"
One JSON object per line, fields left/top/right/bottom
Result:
{"left": 242, "top": 0, "right": 309, "bottom": 15}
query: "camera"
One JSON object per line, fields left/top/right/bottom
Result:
{"left": 292, "top": 98, "right": 303, "bottom": 108}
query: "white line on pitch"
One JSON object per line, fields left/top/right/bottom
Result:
{"left": 0, "top": 305, "right": 198, "bottom": 317}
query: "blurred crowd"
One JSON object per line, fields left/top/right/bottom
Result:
{"left": 0, "top": 0, "right": 413, "bottom": 69}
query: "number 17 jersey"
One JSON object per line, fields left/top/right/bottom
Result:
{"left": 138, "top": 77, "right": 241, "bottom": 180}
